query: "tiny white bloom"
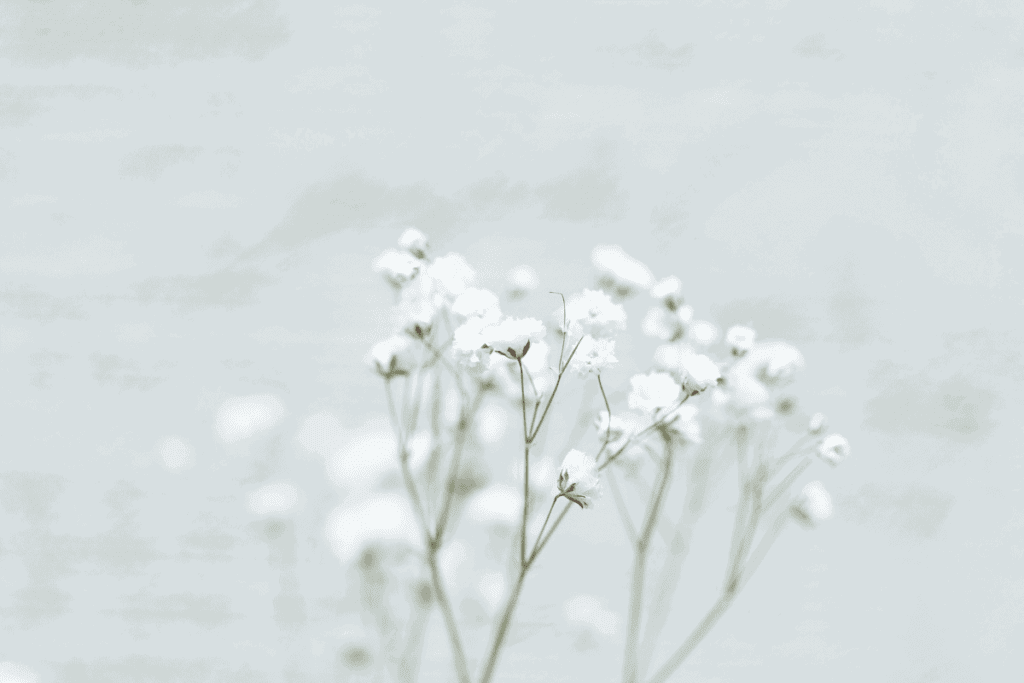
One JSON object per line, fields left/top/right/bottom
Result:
{"left": 373, "top": 249, "right": 421, "bottom": 288}
{"left": 628, "top": 372, "right": 681, "bottom": 413}
{"left": 568, "top": 335, "right": 618, "bottom": 376}
{"left": 726, "top": 325, "right": 756, "bottom": 356}
{"left": 591, "top": 244, "right": 655, "bottom": 297}
{"left": 398, "top": 227, "right": 429, "bottom": 259}
{"left": 593, "top": 411, "right": 627, "bottom": 442}
{"left": 732, "top": 340, "right": 805, "bottom": 385}
{"left": 663, "top": 404, "right": 702, "bottom": 444}
{"left": 481, "top": 316, "right": 546, "bottom": 360}
{"left": 808, "top": 412, "right": 827, "bottom": 435}
{"left": 556, "top": 449, "right": 602, "bottom": 509}
{"left": 678, "top": 352, "right": 721, "bottom": 395}
{"left": 689, "top": 320, "right": 720, "bottom": 346}
{"left": 563, "top": 289, "right": 627, "bottom": 339}
{"left": 452, "top": 287, "right": 502, "bottom": 324}
{"left": 642, "top": 307, "right": 683, "bottom": 341}
{"left": 508, "top": 264, "right": 539, "bottom": 296}
{"left": 367, "top": 335, "right": 417, "bottom": 378}
{"left": 650, "top": 275, "right": 685, "bottom": 310}
{"left": 427, "top": 253, "right": 476, "bottom": 298}
{"left": 792, "top": 481, "right": 833, "bottom": 525}
{"left": 817, "top": 433, "right": 850, "bottom": 467}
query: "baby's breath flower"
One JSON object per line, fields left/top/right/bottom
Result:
{"left": 374, "top": 249, "right": 421, "bottom": 288}
{"left": 642, "top": 307, "right": 683, "bottom": 341}
{"left": 563, "top": 289, "right": 627, "bottom": 339}
{"left": 726, "top": 325, "right": 756, "bottom": 356}
{"left": 678, "top": 351, "right": 721, "bottom": 395}
{"left": 568, "top": 335, "right": 618, "bottom": 376}
{"left": 791, "top": 481, "right": 833, "bottom": 526}
{"left": 808, "top": 412, "right": 827, "bottom": 435}
{"left": 817, "top": 434, "right": 850, "bottom": 467}
{"left": 663, "top": 404, "right": 702, "bottom": 444}
{"left": 556, "top": 449, "right": 602, "bottom": 509}
{"left": 732, "top": 340, "right": 805, "bottom": 386}
{"left": 481, "top": 317, "right": 546, "bottom": 360}
{"left": 591, "top": 244, "right": 655, "bottom": 298}
{"left": 398, "top": 227, "right": 429, "bottom": 259}
{"left": 650, "top": 276, "right": 685, "bottom": 310}
{"left": 451, "top": 318, "right": 490, "bottom": 366}
{"left": 508, "top": 265, "right": 539, "bottom": 298}
{"left": 689, "top": 320, "right": 720, "bottom": 346}
{"left": 628, "top": 372, "right": 681, "bottom": 414}
{"left": 427, "top": 253, "right": 475, "bottom": 298}
{"left": 367, "top": 335, "right": 417, "bottom": 379}
{"left": 594, "top": 411, "right": 627, "bottom": 443}
{"left": 452, "top": 288, "right": 502, "bottom": 324}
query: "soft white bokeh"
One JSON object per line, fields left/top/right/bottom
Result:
{"left": 0, "top": 662, "right": 39, "bottom": 683}
{"left": 158, "top": 436, "right": 195, "bottom": 470}
{"left": 563, "top": 594, "right": 618, "bottom": 636}
{"left": 214, "top": 394, "right": 285, "bottom": 443}
{"left": 479, "top": 572, "right": 507, "bottom": 613}
{"left": 465, "top": 484, "right": 522, "bottom": 528}
{"left": 325, "top": 493, "right": 421, "bottom": 563}
{"left": 476, "top": 403, "right": 508, "bottom": 444}
{"left": 325, "top": 421, "right": 399, "bottom": 491}
{"left": 247, "top": 482, "right": 300, "bottom": 516}
{"left": 296, "top": 411, "right": 346, "bottom": 458}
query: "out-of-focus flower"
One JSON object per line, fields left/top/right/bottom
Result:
{"left": 594, "top": 411, "right": 627, "bottom": 443}
{"left": 465, "top": 483, "right": 522, "bottom": 528}
{"left": 628, "top": 372, "right": 681, "bottom": 413}
{"left": 791, "top": 481, "right": 833, "bottom": 526}
{"left": 690, "top": 320, "right": 720, "bottom": 346}
{"left": 481, "top": 317, "right": 546, "bottom": 360}
{"left": 367, "top": 335, "right": 418, "bottom": 378}
{"left": 731, "top": 340, "right": 805, "bottom": 386}
{"left": 642, "top": 307, "right": 686, "bottom": 341}
{"left": 427, "top": 253, "right": 475, "bottom": 298}
{"left": 817, "top": 434, "right": 850, "bottom": 467}
{"left": 650, "top": 276, "right": 685, "bottom": 310}
{"left": 215, "top": 394, "right": 286, "bottom": 443}
{"left": 808, "top": 412, "right": 827, "bottom": 435}
{"left": 398, "top": 227, "right": 429, "bottom": 259}
{"left": 452, "top": 287, "right": 502, "bottom": 324}
{"left": 451, "top": 318, "right": 490, "bottom": 366}
{"left": 556, "top": 449, "right": 602, "bottom": 509}
{"left": 563, "top": 289, "right": 627, "bottom": 339}
{"left": 248, "top": 481, "right": 300, "bottom": 516}
{"left": 591, "top": 244, "right": 655, "bottom": 298}
{"left": 663, "top": 404, "right": 702, "bottom": 444}
{"left": 326, "top": 493, "right": 422, "bottom": 563}
{"left": 726, "top": 325, "right": 756, "bottom": 356}
{"left": 373, "top": 249, "right": 421, "bottom": 288}
{"left": 508, "top": 264, "right": 539, "bottom": 298}
{"left": 679, "top": 351, "right": 721, "bottom": 395}
{"left": 568, "top": 335, "right": 618, "bottom": 376}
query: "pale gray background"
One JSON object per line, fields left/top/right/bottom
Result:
{"left": 1, "top": 1, "right": 1023, "bottom": 681}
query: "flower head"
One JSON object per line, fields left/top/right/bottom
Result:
{"left": 678, "top": 352, "right": 721, "bottom": 395}
{"left": 568, "top": 335, "right": 618, "bottom": 376}
{"left": 593, "top": 411, "right": 627, "bottom": 443}
{"left": 563, "top": 289, "right": 627, "bottom": 339}
{"left": 427, "top": 253, "right": 475, "bottom": 299}
{"left": 650, "top": 276, "right": 685, "bottom": 310}
{"left": 367, "top": 335, "right": 417, "bottom": 378}
{"left": 373, "top": 249, "right": 421, "bottom": 288}
{"left": 481, "top": 317, "right": 546, "bottom": 360}
{"left": 591, "top": 244, "right": 655, "bottom": 298}
{"left": 817, "top": 434, "right": 850, "bottom": 467}
{"left": 556, "top": 449, "right": 602, "bottom": 509}
{"left": 791, "top": 481, "right": 833, "bottom": 527}
{"left": 628, "top": 372, "right": 681, "bottom": 414}
{"left": 726, "top": 325, "right": 756, "bottom": 356}
{"left": 507, "top": 265, "right": 539, "bottom": 298}
{"left": 663, "top": 404, "right": 702, "bottom": 444}
{"left": 452, "top": 288, "right": 502, "bottom": 325}
{"left": 398, "top": 227, "right": 429, "bottom": 259}
{"left": 808, "top": 412, "right": 827, "bottom": 435}
{"left": 732, "top": 340, "right": 805, "bottom": 386}
{"left": 642, "top": 306, "right": 689, "bottom": 341}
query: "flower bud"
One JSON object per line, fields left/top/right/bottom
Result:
{"left": 791, "top": 481, "right": 833, "bottom": 527}
{"left": 367, "top": 335, "right": 417, "bottom": 378}
{"left": 808, "top": 412, "right": 827, "bottom": 435}
{"left": 398, "top": 227, "right": 429, "bottom": 259}
{"left": 817, "top": 433, "right": 850, "bottom": 467}
{"left": 650, "top": 275, "right": 685, "bottom": 310}
{"left": 725, "top": 325, "right": 756, "bottom": 356}
{"left": 678, "top": 352, "right": 721, "bottom": 395}
{"left": 373, "top": 249, "right": 421, "bottom": 288}
{"left": 556, "top": 449, "right": 602, "bottom": 509}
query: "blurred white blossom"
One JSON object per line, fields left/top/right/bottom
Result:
{"left": 481, "top": 317, "right": 546, "bottom": 360}
{"left": 373, "top": 249, "right": 421, "bottom": 288}
{"left": 792, "top": 481, "right": 833, "bottom": 525}
{"left": 817, "top": 434, "right": 850, "bottom": 467}
{"left": 591, "top": 244, "right": 655, "bottom": 297}
{"left": 594, "top": 411, "right": 627, "bottom": 443}
{"left": 563, "top": 289, "right": 627, "bottom": 339}
{"left": 452, "top": 287, "right": 502, "bottom": 324}
{"left": 367, "top": 334, "right": 418, "bottom": 378}
{"left": 568, "top": 335, "right": 618, "bottom": 376}
{"left": 158, "top": 436, "right": 195, "bottom": 470}
{"left": 663, "top": 404, "right": 702, "bottom": 444}
{"left": 678, "top": 351, "right": 721, "bottom": 395}
{"left": 628, "top": 372, "right": 681, "bottom": 414}
{"left": 808, "top": 412, "right": 827, "bottom": 435}
{"left": 215, "top": 394, "right": 285, "bottom": 443}
{"left": 650, "top": 275, "right": 685, "bottom": 310}
{"left": 726, "top": 325, "right": 756, "bottom": 356}
{"left": 398, "top": 227, "right": 429, "bottom": 259}
{"left": 690, "top": 320, "right": 720, "bottom": 346}
{"left": 642, "top": 306, "right": 685, "bottom": 341}
{"left": 326, "top": 493, "right": 421, "bottom": 563}
{"left": 557, "top": 449, "right": 602, "bottom": 509}
{"left": 508, "top": 264, "right": 539, "bottom": 297}
{"left": 427, "top": 253, "right": 476, "bottom": 298}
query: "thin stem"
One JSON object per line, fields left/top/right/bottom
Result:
{"left": 397, "top": 583, "right": 432, "bottom": 683}
{"left": 552, "top": 291, "right": 568, "bottom": 372}
{"left": 763, "top": 456, "right": 813, "bottom": 513}
{"left": 598, "top": 373, "right": 613, "bottom": 445}
{"left": 532, "top": 499, "right": 572, "bottom": 558}
{"left": 623, "top": 436, "right": 675, "bottom": 683}
{"left": 528, "top": 494, "right": 562, "bottom": 562}
{"left": 645, "top": 592, "right": 735, "bottom": 683}
{"left": 599, "top": 394, "right": 691, "bottom": 472}
{"left": 434, "top": 390, "right": 485, "bottom": 543}
{"left": 518, "top": 359, "right": 530, "bottom": 569}
{"left": 528, "top": 335, "right": 584, "bottom": 443}
{"left": 478, "top": 569, "right": 527, "bottom": 683}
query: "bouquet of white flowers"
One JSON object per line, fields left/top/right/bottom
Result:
{"left": 358, "top": 228, "right": 849, "bottom": 683}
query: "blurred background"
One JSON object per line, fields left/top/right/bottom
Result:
{"left": 2, "top": 1, "right": 1023, "bottom": 681}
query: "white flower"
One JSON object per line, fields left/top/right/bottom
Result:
{"left": 808, "top": 412, "right": 827, "bottom": 435}
{"left": 556, "top": 449, "right": 602, "bottom": 509}
{"left": 650, "top": 276, "right": 685, "bottom": 310}
{"left": 732, "top": 340, "right": 805, "bottom": 385}
{"left": 628, "top": 372, "right": 681, "bottom": 414}
{"left": 594, "top": 411, "right": 627, "bottom": 442}
{"left": 452, "top": 287, "right": 502, "bottom": 324}
{"left": 427, "top": 253, "right": 475, "bottom": 298}
{"left": 563, "top": 289, "right": 627, "bottom": 339}
{"left": 508, "top": 264, "right": 539, "bottom": 297}
{"left": 679, "top": 352, "right": 721, "bottom": 395}
{"left": 591, "top": 244, "right": 655, "bottom": 298}
{"left": 398, "top": 227, "right": 429, "bottom": 259}
{"left": 568, "top": 336, "right": 617, "bottom": 376}
{"left": 792, "top": 481, "right": 833, "bottom": 525}
{"left": 726, "top": 325, "right": 756, "bottom": 356}
{"left": 481, "top": 317, "right": 546, "bottom": 360}
{"left": 373, "top": 249, "right": 421, "bottom": 288}
{"left": 326, "top": 493, "right": 422, "bottom": 563}
{"left": 817, "top": 434, "right": 850, "bottom": 467}
{"left": 663, "top": 404, "right": 702, "bottom": 444}
{"left": 367, "top": 335, "right": 417, "bottom": 378}
{"left": 451, "top": 318, "right": 490, "bottom": 366}
{"left": 689, "top": 320, "right": 720, "bottom": 346}
{"left": 642, "top": 307, "right": 684, "bottom": 341}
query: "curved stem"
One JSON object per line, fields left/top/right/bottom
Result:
{"left": 528, "top": 494, "right": 562, "bottom": 563}
{"left": 518, "top": 359, "right": 531, "bottom": 569}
